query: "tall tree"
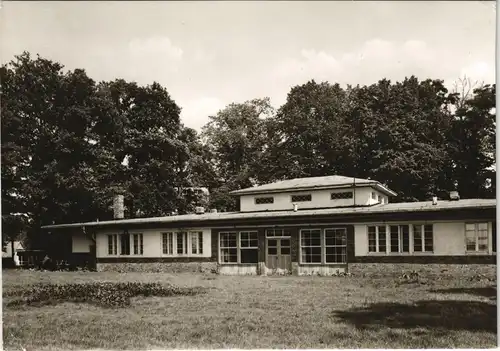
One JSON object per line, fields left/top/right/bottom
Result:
{"left": 202, "top": 97, "right": 274, "bottom": 211}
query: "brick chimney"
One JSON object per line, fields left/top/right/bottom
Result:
{"left": 113, "top": 194, "right": 125, "bottom": 219}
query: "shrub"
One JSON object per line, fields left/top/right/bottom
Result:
{"left": 7, "top": 281, "right": 206, "bottom": 308}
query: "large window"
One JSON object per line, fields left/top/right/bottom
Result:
{"left": 413, "top": 225, "right": 433, "bottom": 252}
{"left": 325, "top": 229, "right": 347, "bottom": 263}
{"left": 368, "top": 226, "right": 387, "bottom": 253}
{"left": 108, "top": 234, "right": 118, "bottom": 255}
{"left": 120, "top": 233, "right": 130, "bottom": 255}
{"left": 390, "top": 225, "right": 410, "bottom": 253}
{"left": 466, "top": 223, "right": 489, "bottom": 253}
{"left": 177, "top": 232, "right": 188, "bottom": 254}
{"left": 300, "top": 229, "right": 322, "bottom": 263}
{"left": 191, "top": 231, "right": 203, "bottom": 255}
{"left": 220, "top": 232, "right": 238, "bottom": 263}
{"left": 162, "top": 232, "right": 174, "bottom": 255}
{"left": 133, "top": 234, "right": 143, "bottom": 255}
{"left": 300, "top": 228, "right": 347, "bottom": 264}
{"left": 219, "top": 231, "right": 258, "bottom": 264}
{"left": 240, "top": 231, "right": 258, "bottom": 263}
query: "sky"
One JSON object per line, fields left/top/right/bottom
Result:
{"left": 1, "top": 1, "right": 497, "bottom": 131}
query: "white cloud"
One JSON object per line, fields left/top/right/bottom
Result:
{"left": 271, "top": 38, "right": 493, "bottom": 90}
{"left": 128, "top": 36, "right": 183, "bottom": 61}
{"left": 180, "top": 97, "right": 226, "bottom": 131}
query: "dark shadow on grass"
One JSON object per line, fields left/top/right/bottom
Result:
{"left": 429, "top": 287, "right": 497, "bottom": 300}
{"left": 333, "top": 300, "right": 497, "bottom": 333}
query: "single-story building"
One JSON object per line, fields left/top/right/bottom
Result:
{"left": 41, "top": 175, "right": 497, "bottom": 275}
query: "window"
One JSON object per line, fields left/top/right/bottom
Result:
{"left": 368, "top": 226, "right": 387, "bottom": 253}
{"left": 220, "top": 232, "right": 237, "bottom": 263}
{"left": 371, "top": 192, "right": 377, "bottom": 200}
{"left": 240, "top": 231, "right": 258, "bottom": 263}
{"left": 255, "top": 197, "right": 274, "bottom": 204}
{"left": 413, "top": 224, "right": 433, "bottom": 252}
{"left": 162, "top": 232, "right": 174, "bottom": 255}
{"left": 291, "top": 194, "right": 312, "bottom": 202}
{"left": 380, "top": 197, "right": 385, "bottom": 204}
{"left": 120, "top": 233, "right": 130, "bottom": 255}
{"left": 190, "top": 231, "right": 203, "bottom": 254}
{"left": 133, "top": 234, "right": 143, "bottom": 255}
{"left": 266, "top": 229, "right": 290, "bottom": 237}
{"left": 331, "top": 192, "right": 353, "bottom": 200}
{"left": 300, "top": 229, "right": 322, "bottom": 263}
{"left": 325, "top": 229, "right": 347, "bottom": 263}
{"left": 466, "top": 223, "right": 489, "bottom": 253}
{"left": 390, "top": 225, "right": 409, "bottom": 253}
{"left": 108, "top": 234, "right": 118, "bottom": 255}
{"left": 177, "top": 232, "right": 188, "bottom": 254}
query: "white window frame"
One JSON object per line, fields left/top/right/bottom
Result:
{"left": 119, "top": 233, "right": 131, "bottom": 256}
{"left": 107, "top": 234, "right": 118, "bottom": 255}
{"left": 367, "top": 225, "right": 387, "bottom": 253}
{"left": 465, "top": 222, "right": 489, "bottom": 253}
{"left": 176, "top": 231, "right": 188, "bottom": 255}
{"left": 299, "top": 228, "right": 323, "bottom": 264}
{"left": 239, "top": 231, "right": 259, "bottom": 264}
{"left": 291, "top": 194, "right": 312, "bottom": 202}
{"left": 265, "top": 228, "right": 291, "bottom": 238}
{"left": 132, "top": 233, "right": 143, "bottom": 255}
{"left": 324, "top": 228, "right": 347, "bottom": 264}
{"left": 162, "top": 232, "right": 174, "bottom": 255}
{"left": 190, "top": 231, "right": 203, "bottom": 255}
{"left": 412, "top": 224, "right": 434, "bottom": 253}
{"left": 389, "top": 225, "right": 410, "bottom": 254}
{"left": 219, "top": 231, "right": 238, "bottom": 264}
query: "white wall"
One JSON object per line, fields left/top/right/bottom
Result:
{"left": 72, "top": 233, "right": 91, "bottom": 253}
{"left": 354, "top": 220, "right": 494, "bottom": 256}
{"left": 240, "top": 186, "right": 385, "bottom": 212}
{"left": 95, "top": 227, "right": 212, "bottom": 258}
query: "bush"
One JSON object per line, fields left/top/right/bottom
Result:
{"left": 7, "top": 282, "right": 206, "bottom": 308}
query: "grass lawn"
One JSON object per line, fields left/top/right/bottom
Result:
{"left": 2, "top": 266, "right": 497, "bottom": 350}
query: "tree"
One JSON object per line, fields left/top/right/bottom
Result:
{"left": 202, "top": 97, "right": 274, "bottom": 211}
{"left": 449, "top": 83, "right": 496, "bottom": 198}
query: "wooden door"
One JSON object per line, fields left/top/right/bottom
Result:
{"left": 266, "top": 238, "right": 292, "bottom": 274}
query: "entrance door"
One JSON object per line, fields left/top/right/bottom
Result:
{"left": 266, "top": 238, "right": 292, "bottom": 274}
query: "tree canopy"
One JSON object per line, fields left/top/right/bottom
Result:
{"left": 1, "top": 52, "right": 496, "bottom": 249}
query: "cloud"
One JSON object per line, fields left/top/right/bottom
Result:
{"left": 271, "top": 38, "right": 493, "bottom": 90}
{"left": 180, "top": 97, "right": 226, "bottom": 131}
{"left": 128, "top": 36, "right": 184, "bottom": 61}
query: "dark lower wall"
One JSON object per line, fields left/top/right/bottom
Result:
{"left": 348, "top": 263, "right": 497, "bottom": 277}
{"left": 97, "top": 262, "right": 217, "bottom": 273}
{"left": 351, "top": 255, "right": 496, "bottom": 264}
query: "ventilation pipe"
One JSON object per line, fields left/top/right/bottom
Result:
{"left": 449, "top": 191, "right": 460, "bottom": 201}
{"left": 432, "top": 196, "right": 438, "bottom": 206}
{"left": 293, "top": 203, "right": 298, "bottom": 212}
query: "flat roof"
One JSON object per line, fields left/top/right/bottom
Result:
{"left": 41, "top": 198, "right": 496, "bottom": 230}
{"left": 230, "top": 175, "right": 397, "bottom": 196}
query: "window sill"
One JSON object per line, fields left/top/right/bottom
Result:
{"left": 465, "top": 251, "right": 491, "bottom": 255}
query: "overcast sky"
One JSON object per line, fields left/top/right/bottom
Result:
{"left": 1, "top": 1, "right": 496, "bottom": 131}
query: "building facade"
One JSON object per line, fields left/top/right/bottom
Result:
{"left": 42, "top": 176, "right": 497, "bottom": 275}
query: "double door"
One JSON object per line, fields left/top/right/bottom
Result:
{"left": 266, "top": 237, "right": 291, "bottom": 272}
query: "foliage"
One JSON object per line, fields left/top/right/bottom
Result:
{"left": 7, "top": 281, "right": 206, "bottom": 308}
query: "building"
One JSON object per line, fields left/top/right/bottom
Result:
{"left": 41, "top": 175, "right": 497, "bottom": 275}
{"left": 2, "top": 241, "right": 25, "bottom": 267}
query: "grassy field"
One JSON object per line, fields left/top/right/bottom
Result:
{"left": 2, "top": 266, "right": 497, "bottom": 350}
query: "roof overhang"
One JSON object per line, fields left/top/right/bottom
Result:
{"left": 230, "top": 181, "right": 397, "bottom": 197}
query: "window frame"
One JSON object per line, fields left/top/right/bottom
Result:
{"left": 119, "top": 233, "right": 131, "bottom": 256}
{"left": 465, "top": 222, "right": 489, "bottom": 254}
{"left": 239, "top": 231, "right": 259, "bottom": 264}
{"left": 324, "top": 228, "right": 347, "bottom": 264}
{"left": 190, "top": 231, "right": 204, "bottom": 255}
{"left": 219, "top": 231, "right": 259, "bottom": 265}
{"left": 107, "top": 234, "right": 118, "bottom": 255}
{"left": 291, "top": 194, "right": 312, "bottom": 202}
{"left": 219, "top": 231, "right": 238, "bottom": 264}
{"left": 412, "top": 224, "right": 434, "bottom": 253}
{"left": 162, "top": 232, "right": 174, "bottom": 255}
{"left": 299, "top": 228, "right": 347, "bottom": 265}
{"left": 330, "top": 191, "right": 353, "bottom": 200}
{"left": 132, "top": 233, "right": 144, "bottom": 255}
{"left": 367, "top": 225, "right": 387, "bottom": 254}
{"left": 255, "top": 196, "right": 274, "bottom": 205}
